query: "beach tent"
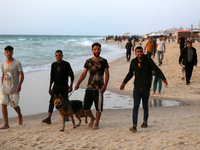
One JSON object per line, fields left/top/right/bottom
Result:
{"left": 124, "top": 32, "right": 131, "bottom": 36}
{"left": 177, "top": 30, "right": 191, "bottom": 41}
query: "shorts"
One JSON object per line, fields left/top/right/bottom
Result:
{"left": 0, "top": 91, "right": 20, "bottom": 107}
{"left": 83, "top": 88, "right": 103, "bottom": 112}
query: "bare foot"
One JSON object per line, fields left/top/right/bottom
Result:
{"left": 0, "top": 125, "right": 9, "bottom": 130}
{"left": 152, "top": 92, "right": 155, "bottom": 94}
{"left": 89, "top": 117, "right": 96, "bottom": 128}
{"left": 92, "top": 126, "right": 99, "bottom": 130}
{"left": 18, "top": 114, "right": 23, "bottom": 125}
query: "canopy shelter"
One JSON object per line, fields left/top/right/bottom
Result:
{"left": 177, "top": 30, "right": 191, "bottom": 42}
{"left": 148, "top": 32, "right": 167, "bottom": 38}
{"left": 124, "top": 32, "right": 131, "bottom": 36}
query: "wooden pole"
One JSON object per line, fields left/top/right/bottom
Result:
{"left": 191, "top": 24, "right": 193, "bottom": 41}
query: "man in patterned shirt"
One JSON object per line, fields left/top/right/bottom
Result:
{"left": 75, "top": 42, "right": 109, "bottom": 130}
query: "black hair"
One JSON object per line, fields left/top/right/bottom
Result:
{"left": 4, "top": 45, "right": 14, "bottom": 51}
{"left": 55, "top": 50, "right": 63, "bottom": 54}
{"left": 92, "top": 42, "right": 101, "bottom": 49}
{"left": 135, "top": 46, "right": 143, "bottom": 52}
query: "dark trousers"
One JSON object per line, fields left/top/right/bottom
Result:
{"left": 126, "top": 50, "right": 131, "bottom": 61}
{"left": 132, "top": 88, "right": 150, "bottom": 126}
{"left": 48, "top": 85, "right": 68, "bottom": 113}
{"left": 185, "top": 62, "right": 194, "bottom": 83}
{"left": 147, "top": 52, "right": 152, "bottom": 58}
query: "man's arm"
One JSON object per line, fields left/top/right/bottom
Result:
{"left": 101, "top": 68, "right": 109, "bottom": 93}
{"left": 156, "top": 43, "right": 158, "bottom": 52}
{"left": 75, "top": 68, "right": 88, "bottom": 90}
{"left": 68, "top": 64, "right": 74, "bottom": 93}
{"left": 16, "top": 71, "right": 24, "bottom": 92}
{"left": 193, "top": 48, "right": 198, "bottom": 66}
{"left": 179, "top": 48, "right": 185, "bottom": 65}
{"left": 152, "top": 43, "right": 154, "bottom": 53}
{"left": 1, "top": 74, "right": 4, "bottom": 85}
{"left": 120, "top": 60, "right": 134, "bottom": 90}
{"left": 49, "top": 83, "right": 53, "bottom": 95}
{"left": 163, "top": 43, "right": 166, "bottom": 53}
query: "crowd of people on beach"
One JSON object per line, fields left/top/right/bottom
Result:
{"left": 0, "top": 36, "right": 198, "bottom": 133}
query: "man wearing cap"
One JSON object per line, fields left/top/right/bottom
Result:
{"left": 179, "top": 40, "right": 198, "bottom": 85}
{"left": 144, "top": 37, "right": 154, "bottom": 58}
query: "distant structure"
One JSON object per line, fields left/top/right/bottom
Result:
{"left": 191, "top": 21, "right": 200, "bottom": 43}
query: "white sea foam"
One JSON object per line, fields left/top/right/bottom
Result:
{"left": 0, "top": 35, "right": 123, "bottom": 77}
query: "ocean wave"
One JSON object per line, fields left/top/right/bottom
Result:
{"left": 7, "top": 40, "right": 17, "bottom": 43}
{"left": 18, "top": 39, "right": 26, "bottom": 41}
{"left": 63, "top": 39, "right": 77, "bottom": 43}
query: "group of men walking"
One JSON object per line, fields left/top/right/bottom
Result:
{"left": 0, "top": 38, "right": 198, "bottom": 133}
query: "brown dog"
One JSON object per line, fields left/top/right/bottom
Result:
{"left": 53, "top": 94, "right": 87, "bottom": 131}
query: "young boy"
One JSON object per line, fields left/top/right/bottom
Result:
{"left": 0, "top": 46, "right": 24, "bottom": 129}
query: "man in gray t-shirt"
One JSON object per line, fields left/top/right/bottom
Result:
{"left": 0, "top": 46, "right": 24, "bottom": 129}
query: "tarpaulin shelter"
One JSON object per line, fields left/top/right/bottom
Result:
{"left": 177, "top": 30, "right": 191, "bottom": 41}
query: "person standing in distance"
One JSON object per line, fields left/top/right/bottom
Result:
{"left": 75, "top": 42, "right": 109, "bottom": 130}
{"left": 156, "top": 36, "right": 166, "bottom": 66}
{"left": 42, "top": 50, "right": 74, "bottom": 124}
{"left": 144, "top": 37, "right": 154, "bottom": 58}
{"left": 0, "top": 46, "right": 24, "bottom": 129}
{"left": 179, "top": 40, "right": 198, "bottom": 85}
{"left": 125, "top": 39, "right": 133, "bottom": 61}
{"left": 120, "top": 46, "right": 167, "bottom": 133}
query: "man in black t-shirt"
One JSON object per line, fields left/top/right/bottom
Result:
{"left": 179, "top": 35, "right": 186, "bottom": 80}
{"left": 179, "top": 35, "right": 185, "bottom": 53}
{"left": 42, "top": 50, "right": 74, "bottom": 124}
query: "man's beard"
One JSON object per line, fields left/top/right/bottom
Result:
{"left": 94, "top": 53, "right": 100, "bottom": 57}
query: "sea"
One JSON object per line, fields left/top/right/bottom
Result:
{"left": 0, "top": 35, "right": 125, "bottom": 75}
{"left": 0, "top": 35, "right": 179, "bottom": 118}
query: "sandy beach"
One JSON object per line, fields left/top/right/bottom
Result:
{"left": 0, "top": 40, "right": 200, "bottom": 149}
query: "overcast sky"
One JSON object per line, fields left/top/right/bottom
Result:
{"left": 0, "top": 0, "right": 199, "bottom": 36}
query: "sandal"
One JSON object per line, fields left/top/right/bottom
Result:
{"left": 42, "top": 117, "right": 51, "bottom": 124}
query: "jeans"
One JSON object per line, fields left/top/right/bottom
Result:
{"left": 132, "top": 87, "right": 150, "bottom": 126}
{"left": 157, "top": 50, "right": 164, "bottom": 64}
{"left": 126, "top": 50, "right": 131, "bottom": 61}
{"left": 185, "top": 62, "right": 194, "bottom": 83}
{"left": 153, "top": 76, "right": 162, "bottom": 93}
{"left": 147, "top": 52, "right": 152, "bottom": 58}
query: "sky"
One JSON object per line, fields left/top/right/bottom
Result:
{"left": 0, "top": 0, "right": 199, "bottom": 36}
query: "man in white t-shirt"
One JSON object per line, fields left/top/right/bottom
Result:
{"left": 0, "top": 46, "right": 24, "bottom": 129}
{"left": 156, "top": 36, "right": 166, "bottom": 66}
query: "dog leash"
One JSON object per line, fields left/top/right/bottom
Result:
{"left": 68, "top": 90, "right": 75, "bottom": 99}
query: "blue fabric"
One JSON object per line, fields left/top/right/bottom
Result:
{"left": 157, "top": 51, "right": 164, "bottom": 64}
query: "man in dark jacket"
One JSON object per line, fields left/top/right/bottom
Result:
{"left": 125, "top": 39, "right": 133, "bottom": 61}
{"left": 120, "top": 46, "right": 167, "bottom": 133}
{"left": 179, "top": 40, "right": 198, "bottom": 85}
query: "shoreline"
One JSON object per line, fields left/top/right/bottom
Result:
{"left": 0, "top": 39, "right": 200, "bottom": 149}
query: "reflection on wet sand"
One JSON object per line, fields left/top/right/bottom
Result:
{"left": 149, "top": 98, "right": 180, "bottom": 107}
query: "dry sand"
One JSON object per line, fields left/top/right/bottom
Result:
{"left": 0, "top": 40, "right": 200, "bottom": 150}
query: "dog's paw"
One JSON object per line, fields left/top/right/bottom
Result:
{"left": 60, "top": 129, "right": 64, "bottom": 132}
{"left": 73, "top": 126, "right": 76, "bottom": 129}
